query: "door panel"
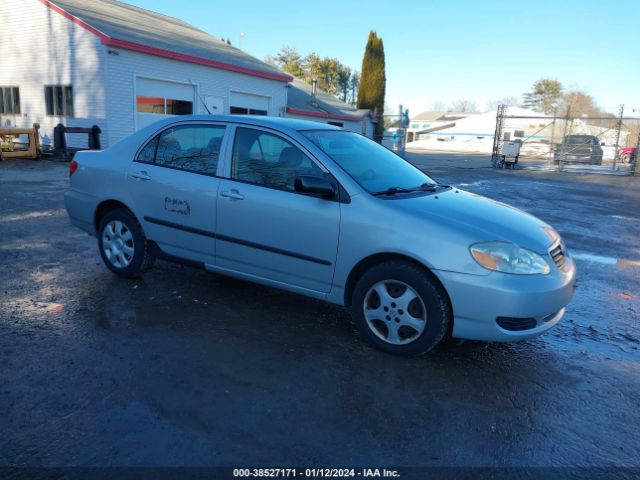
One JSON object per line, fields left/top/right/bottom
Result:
{"left": 215, "top": 126, "right": 340, "bottom": 293}
{"left": 129, "top": 166, "right": 219, "bottom": 263}
{"left": 127, "top": 124, "right": 226, "bottom": 264}
{"left": 216, "top": 180, "right": 339, "bottom": 292}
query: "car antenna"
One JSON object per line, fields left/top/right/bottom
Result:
{"left": 189, "top": 79, "right": 211, "bottom": 114}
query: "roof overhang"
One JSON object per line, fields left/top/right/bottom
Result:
{"left": 39, "top": 0, "right": 293, "bottom": 83}
{"left": 286, "top": 107, "right": 377, "bottom": 123}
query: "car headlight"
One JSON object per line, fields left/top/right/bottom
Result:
{"left": 470, "top": 241, "right": 551, "bottom": 275}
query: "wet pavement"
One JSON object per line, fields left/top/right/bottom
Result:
{"left": 1, "top": 155, "right": 639, "bottom": 471}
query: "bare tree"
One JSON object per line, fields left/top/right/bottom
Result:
{"left": 487, "top": 97, "right": 519, "bottom": 110}
{"left": 559, "top": 91, "right": 599, "bottom": 118}
{"left": 430, "top": 100, "right": 446, "bottom": 112}
{"left": 450, "top": 99, "right": 478, "bottom": 113}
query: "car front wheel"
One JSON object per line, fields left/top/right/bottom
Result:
{"left": 98, "top": 208, "right": 154, "bottom": 278}
{"left": 351, "top": 261, "right": 451, "bottom": 356}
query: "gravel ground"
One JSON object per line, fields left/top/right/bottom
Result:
{"left": 0, "top": 154, "right": 639, "bottom": 477}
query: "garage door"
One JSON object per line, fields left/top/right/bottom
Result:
{"left": 135, "top": 78, "right": 195, "bottom": 130}
{"left": 229, "top": 92, "right": 270, "bottom": 115}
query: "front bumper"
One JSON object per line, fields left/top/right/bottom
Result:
{"left": 435, "top": 257, "right": 577, "bottom": 342}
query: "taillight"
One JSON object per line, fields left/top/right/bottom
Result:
{"left": 69, "top": 160, "right": 78, "bottom": 177}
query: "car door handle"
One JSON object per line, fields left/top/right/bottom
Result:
{"left": 130, "top": 171, "right": 151, "bottom": 181}
{"left": 220, "top": 190, "right": 244, "bottom": 200}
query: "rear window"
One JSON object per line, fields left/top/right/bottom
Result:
{"left": 565, "top": 136, "right": 594, "bottom": 144}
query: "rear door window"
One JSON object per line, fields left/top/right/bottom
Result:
{"left": 143, "top": 125, "right": 226, "bottom": 175}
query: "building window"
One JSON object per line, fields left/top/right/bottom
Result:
{"left": 136, "top": 96, "right": 193, "bottom": 115}
{"left": 166, "top": 99, "right": 193, "bottom": 115}
{"left": 230, "top": 106, "right": 268, "bottom": 116}
{"left": 136, "top": 97, "right": 165, "bottom": 114}
{"left": 0, "top": 87, "right": 21, "bottom": 114}
{"left": 45, "top": 85, "right": 73, "bottom": 116}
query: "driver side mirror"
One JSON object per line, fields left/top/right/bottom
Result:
{"left": 294, "top": 175, "right": 336, "bottom": 198}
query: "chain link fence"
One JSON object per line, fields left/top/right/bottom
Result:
{"left": 491, "top": 105, "right": 639, "bottom": 175}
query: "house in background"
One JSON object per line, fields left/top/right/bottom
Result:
{"left": 406, "top": 111, "right": 480, "bottom": 142}
{"left": 0, "top": 0, "right": 293, "bottom": 148}
{"left": 285, "top": 77, "right": 376, "bottom": 139}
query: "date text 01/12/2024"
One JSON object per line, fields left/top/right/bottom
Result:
{"left": 233, "top": 468, "right": 400, "bottom": 478}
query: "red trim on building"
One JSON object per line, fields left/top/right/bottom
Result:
{"left": 104, "top": 38, "right": 292, "bottom": 82}
{"left": 37, "top": 0, "right": 293, "bottom": 83}
{"left": 37, "top": 0, "right": 110, "bottom": 41}
{"left": 286, "top": 107, "right": 376, "bottom": 123}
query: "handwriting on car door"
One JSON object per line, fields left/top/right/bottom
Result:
{"left": 164, "top": 197, "right": 191, "bottom": 216}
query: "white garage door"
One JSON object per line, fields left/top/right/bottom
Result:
{"left": 230, "top": 91, "right": 270, "bottom": 115}
{"left": 135, "top": 78, "right": 195, "bottom": 130}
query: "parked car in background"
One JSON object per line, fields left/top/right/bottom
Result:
{"left": 618, "top": 147, "right": 637, "bottom": 163}
{"left": 553, "top": 135, "right": 603, "bottom": 165}
{"left": 65, "top": 115, "right": 576, "bottom": 356}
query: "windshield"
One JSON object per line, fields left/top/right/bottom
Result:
{"left": 301, "top": 130, "right": 435, "bottom": 193}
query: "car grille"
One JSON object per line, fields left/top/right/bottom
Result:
{"left": 550, "top": 244, "right": 566, "bottom": 269}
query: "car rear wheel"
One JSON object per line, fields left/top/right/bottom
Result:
{"left": 98, "top": 208, "right": 154, "bottom": 278}
{"left": 351, "top": 261, "right": 451, "bottom": 356}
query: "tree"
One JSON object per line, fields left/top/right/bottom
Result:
{"left": 486, "top": 96, "right": 519, "bottom": 110}
{"left": 450, "top": 99, "right": 478, "bottom": 113}
{"left": 522, "top": 79, "right": 563, "bottom": 113}
{"left": 559, "top": 90, "right": 599, "bottom": 118}
{"left": 430, "top": 101, "right": 446, "bottom": 112}
{"left": 337, "top": 65, "right": 352, "bottom": 102}
{"left": 273, "top": 46, "right": 305, "bottom": 79}
{"left": 348, "top": 71, "right": 360, "bottom": 105}
{"left": 268, "top": 47, "right": 356, "bottom": 99}
{"left": 357, "top": 31, "right": 386, "bottom": 142}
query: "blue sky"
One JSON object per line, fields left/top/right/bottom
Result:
{"left": 128, "top": 0, "right": 639, "bottom": 115}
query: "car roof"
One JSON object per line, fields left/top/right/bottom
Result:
{"left": 148, "top": 115, "right": 343, "bottom": 132}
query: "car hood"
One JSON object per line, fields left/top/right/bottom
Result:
{"left": 397, "top": 188, "right": 557, "bottom": 253}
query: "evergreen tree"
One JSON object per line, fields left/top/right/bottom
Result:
{"left": 357, "top": 31, "right": 386, "bottom": 142}
{"left": 522, "top": 79, "right": 563, "bottom": 114}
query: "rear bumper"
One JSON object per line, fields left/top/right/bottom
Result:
{"left": 554, "top": 154, "right": 601, "bottom": 163}
{"left": 435, "top": 257, "right": 577, "bottom": 342}
{"left": 64, "top": 189, "right": 98, "bottom": 235}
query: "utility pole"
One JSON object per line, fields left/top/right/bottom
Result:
{"left": 612, "top": 104, "right": 624, "bottom": 171}
{"left": 548, "top": 107, "right": 557, "bottom": 164}
{"left": 559, "top": 107, "right": 572, "bottom": 171}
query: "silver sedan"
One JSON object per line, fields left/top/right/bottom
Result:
{"left": 65, "top": 116, "right": 576, "bottom": 355}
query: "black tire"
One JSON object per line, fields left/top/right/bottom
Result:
{"left": 350, "top": 261, "right": 451, "bottom": 356}
{"left": 98, "top": 208, "right": 154, "bottom": 278}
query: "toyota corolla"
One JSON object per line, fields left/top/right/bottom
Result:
{"left": 65, "top": 116, "right": 576, "bottom": 355}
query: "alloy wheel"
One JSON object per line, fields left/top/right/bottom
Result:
{"left": 102, "top": 220, "right": 135, "bottom": 268}
{"left": 363, "top": 280, "right": 427, "bottom": 345}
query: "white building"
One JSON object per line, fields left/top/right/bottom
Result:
{"left": 0, "top": 0, "right": 375, "bottom": 149}
{"left": 0, "top": 0, "right": 291, "bottom": 148}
